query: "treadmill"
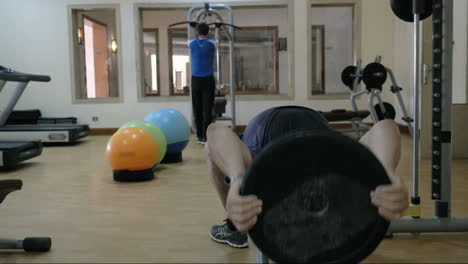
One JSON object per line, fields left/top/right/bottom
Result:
{"left": 0, "top": 141, "right": 43, "bottom": 169}
{"left": 0, "top": 66, "right": 90, "bottom": 144}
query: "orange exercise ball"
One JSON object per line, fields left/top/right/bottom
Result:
{"left": 106, "top": 127, "right": 159, "bottom": 182}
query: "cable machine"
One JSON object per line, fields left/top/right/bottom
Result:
{"left": 170, "top": 3, "right": 238, "bottom": 130}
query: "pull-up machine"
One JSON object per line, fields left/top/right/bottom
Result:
{"left": 170, "top": 3, "right": 238, "bottom": 130}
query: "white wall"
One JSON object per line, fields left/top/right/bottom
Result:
{"left": 453, "top": 0, "right": 468, "bottom": 104}
{"left": 0, "top": 0, "right": 405, "bottom": 128}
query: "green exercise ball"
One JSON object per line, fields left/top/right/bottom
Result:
{"left": 120, "top": 121, "right": 167, "bottom": 164}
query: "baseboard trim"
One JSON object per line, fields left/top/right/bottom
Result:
{"left": 90, "top": 128, "right": 118, "bottom": 135}
{"left": 90, "top": 123, "right": 410, "bottom": 136}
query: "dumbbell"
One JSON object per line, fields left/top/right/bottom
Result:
{"left": 363, "top": 62, "right": 388, "bottom": 91}
{"left": 341, "top": 65, "right": 362, "bottom": 91}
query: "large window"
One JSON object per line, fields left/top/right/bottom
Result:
{"left": 142, "top": 29, "right": 160, "bottom": 96}
{"left": 70, "top": 7, "right": 121, "bottom": 101}
{"left": 311, "top": 4, "right": 354, "bottom": 95}
{"left": 138, "top": 5, "right": 289, "bottom": 97}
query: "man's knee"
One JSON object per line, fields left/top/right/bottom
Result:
{"left": 204, "top": 141, "right": 211, "bottom": 156}
{"left": 375, "top": 119, "right": 400, "bottom": 135}
{"left": 206, "top": 123, "right": 230, "bottom": 138}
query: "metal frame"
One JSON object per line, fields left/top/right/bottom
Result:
{"left": 388, "top": 0, "right": 468, "bottom": 235}
{"left": 386, "top": 68, "right": 414, "bottom": 136}
{"left": 349, "top": 59, "right": 371, "bottom": 138}
{"left": 187, "top": 3, "right": 236, "bottom": 129}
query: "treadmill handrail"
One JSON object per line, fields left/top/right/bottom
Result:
{"left": 0, "top": 66, "right": 51, "bottom": 82}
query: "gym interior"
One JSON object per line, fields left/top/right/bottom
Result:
{"left": 0, "top": 0, "right": 467, "bottom": 263}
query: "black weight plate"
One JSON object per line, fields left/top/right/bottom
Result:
{"left": 341, "top": 66, "right": 360, "bottom": 90}
{"left": 241, "top": 130, "right": 390, "bottom": 264}
{"left": 390, "top": 0, "right": 433, "bottom": 23}
{"left": 363, "top": 63, "right": 388, "bottom": 91}
{"left": 375, "top": 102, "right": 396, "bottom": 121}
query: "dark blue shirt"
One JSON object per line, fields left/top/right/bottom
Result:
{"left": 188, "top": 38, "right": 217, "bottom": 77}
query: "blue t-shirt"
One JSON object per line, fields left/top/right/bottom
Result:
{"left": 188, "top": 38, "right": 217, "bottom": 77}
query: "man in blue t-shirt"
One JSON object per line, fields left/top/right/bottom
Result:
{"left": 188, "top": 22, "right": 220, "bottom": 144}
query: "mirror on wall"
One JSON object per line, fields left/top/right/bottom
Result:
{"left": 138, "top": 5, "right": 290, "bottom": 97}
{"left": 311, "top": 25, "right": 325, "bottom": 95}
{"left": 71, "top": 8, "right": 120, "bottom": 100}
{"left": 168, "top": 28, "right": 191, "bottom": 95}
{"left": 311, "top": 4, "right": 355, "bottom": 95}
{"left": 143, "top": 29, "right": 160, "bottom": 96}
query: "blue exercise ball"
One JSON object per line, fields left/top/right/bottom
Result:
{"left": 144, "top": 108, "right": 190, "bottom": 163}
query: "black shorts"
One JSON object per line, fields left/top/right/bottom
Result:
{"left": 224, "top": 106, "right": 330, "bottom": 186}
{"left": 242, "top": 106, "right": 331, "bottom": 156}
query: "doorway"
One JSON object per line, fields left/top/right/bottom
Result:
{"left": 83, "top": 16, "right": 110, "bottom": 98}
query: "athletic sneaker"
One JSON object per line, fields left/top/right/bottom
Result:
{"left": 209, "top": 220, "right": 248, "bottom": 248}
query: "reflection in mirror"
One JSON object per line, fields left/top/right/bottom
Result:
{"left": 139, "top": 5, "right": 289, "bottom": 97}
{"left": 142, "top": 29, "right": 160, "bottom": 96}
{"left": 226, "top": 27, "right": 278, "bottom": 95}
{"left": 168, "top": 28, "right": 191, "bottom": 95}
{"left": 71, "top": 8, "right": 119, "bottom": 99}
{"left": 311, "top": 25, "right": 325, "bottom": 95}
{"left": 311, "top": 4, "right": 354, "bottom": 95}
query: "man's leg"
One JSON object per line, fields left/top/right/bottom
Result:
{"left": 359, "top": 119, "right": 409, "bottom": 221}
{"left": 204, "top": 123, "right": 253, "bottom": 248}
{"left": 201, "top": 77, "right": 216, "bottom": 141}
{"left": 191, "top": 77, "right": 203, "bottom": 140}
{"left": 359, "top": 119, "right": 401, "bottom": 174}
{"left": 204, "top": 123, "right": 252, "bottom": 208}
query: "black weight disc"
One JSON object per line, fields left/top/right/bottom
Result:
{"left": 390, "top": 0, "right": 433, "bottom": 23}
{"left": 241, "top": 130, "right": 390, "bottom": 264}
{"left": 374, "top": 102, "right": 396, "bottom": 121}
{"left": 363, "top": 63, "right": 388, "bottom": 91}
{"left": 341, "top": 65, "right": 360, "bottom": 90}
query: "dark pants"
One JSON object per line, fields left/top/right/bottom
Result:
{"left": 191, "top": 75, "right": 215, "bottom": 140}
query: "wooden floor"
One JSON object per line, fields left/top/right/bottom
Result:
{"left": 0, "top": 134, "right": 467, "bottom": 263}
